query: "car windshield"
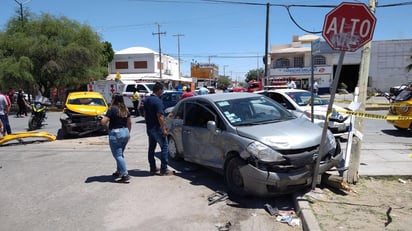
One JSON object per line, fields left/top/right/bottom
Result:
{"left": 215, "top": 96, "right": 295, "bottom": 126}
{"left": 285, "top": 91, "right": 328, "bottom": 106}
{"left": 68, "top": 97, "right": 106, "bottom": 106}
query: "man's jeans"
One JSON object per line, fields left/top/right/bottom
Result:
{"left": 109, "top": 128, "right": 130, "bottom": 176}
{"left": 0, "top": 114, "right": 11, "bottom": 134}
{"left": 147, "top": 126, "right": 169, "bottom": 172}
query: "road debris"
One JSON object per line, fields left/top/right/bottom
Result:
{"left": 208, "top": 190, "right": 228, "bottom": 205}
{"left": 398, "top": 178, "right": 407, "bottom": 184}
{"left": 215, "top": 221, "right": 231, "bottom": 231}
{"left": 264, "top": 203, "right": 279, "bottom": 216}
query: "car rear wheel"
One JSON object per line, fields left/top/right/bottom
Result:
{"left": 168, "top": 136, "right": 181, "bottom": 160}
{"left": 225, "top": 157, "right": 246, "bottom": 196}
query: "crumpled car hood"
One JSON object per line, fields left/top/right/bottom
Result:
{"left": 236, "top": 118, "right": 323, "bottom": 150}
{"left": 65, "top": 104, "right": 107, "bottom": 116}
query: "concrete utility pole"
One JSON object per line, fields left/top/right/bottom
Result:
{"left": 14, "top": 0, "right": 32, "bottom": 22}
{"left": 264, "top": 3, "right": 270, "bottom": 86}
{"left": 345, "top": 0, "right": 377, "bottom": 183}
{"left": 223, "top": 65, "right": 228, "bottom": 77}
{"left": 153, "top": 23, "right": 166, "bottom": 79}
{"left": 173, "top": 34, "right": 184, "bottom": 80}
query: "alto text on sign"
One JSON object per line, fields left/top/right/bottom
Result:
{"left": 322, "top": 2, "right": 377, "bottom": 52}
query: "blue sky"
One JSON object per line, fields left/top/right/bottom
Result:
{"left": 1, "top": 0, "right": 411, "bottom": 80}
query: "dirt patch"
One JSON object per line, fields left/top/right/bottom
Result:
{"left": 308, "top": 176, "right": 412, "bottom": 230}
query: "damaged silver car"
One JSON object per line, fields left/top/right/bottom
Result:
{"left": 166, "top": 93, "right": 342, "bottom": 197}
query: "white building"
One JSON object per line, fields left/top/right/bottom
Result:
{"left": 106, "top": 47, "right": 191, "bottom": 84}
{"left": 269, "top": 35, "right": 412, "bottom": 94}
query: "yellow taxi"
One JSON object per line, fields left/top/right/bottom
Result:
{"left": 387, "top": 86, "right": 412, "bottom": 132}
{"left": 59, "top": 91, "right": 108, "bottom": 139}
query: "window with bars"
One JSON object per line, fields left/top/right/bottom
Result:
{"left": 275, "top": 58, "right": 290, "bottom": 68}
{"left": 293, "top": 56, "right": 304, "bottom": 68}
{"left": 313, "top": 55, "right": 326, "bottom": 65}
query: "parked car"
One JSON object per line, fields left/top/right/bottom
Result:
{"left": 139, "top": 91, "right": 183, "bottom": 117}
{"left": 59, "top": 92, "right": 108, "bottom": 139}
{"left": 166, "top": 93, "right": 342, "bottom": 197}
{"left": 256, "top": 89, "right": 350, "bottom": 137}
{"left": 387, "top": 86, "right": 412, "bottom": 132}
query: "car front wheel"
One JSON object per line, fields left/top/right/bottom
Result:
{"left": 225, "top": 157, "right": 246, "bottom": 196}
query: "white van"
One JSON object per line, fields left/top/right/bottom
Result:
{"left": 121, "top": 81, "right": 155, "bottom": 112}
{"left": 89, "top": 80, "right": 155, "bottom": 114}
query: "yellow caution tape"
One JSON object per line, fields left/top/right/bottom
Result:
{"left": 389, "top": 102, "right": 412, "bottom": 107}
{"left": 336, "top": 109, "right": 412, "bottom": 121}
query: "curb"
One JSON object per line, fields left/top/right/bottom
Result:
{"left": 293, "top": 192, "right": 322, "bottom": 231}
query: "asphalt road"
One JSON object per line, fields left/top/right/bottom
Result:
{"left": 1, "top": 112, "right": 299, "bottom": 231}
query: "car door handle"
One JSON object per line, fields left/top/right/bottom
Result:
{"left": 183, "top": 129, "right": 191, "bottom": 134}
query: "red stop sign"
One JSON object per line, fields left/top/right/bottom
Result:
{"left": 322, "top": 2, "right": 376, "bottom": 52}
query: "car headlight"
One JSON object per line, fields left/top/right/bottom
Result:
{"left": 323, "top": 130, "right": 337, "bottom": 154}
{"left": 304, "top": 110, "right": 326, "bottom": 120}
{"left": 60, "top": 113, "right": 70, "bottom": 121}
{"left": 246, "top": 141, "right": 285, "bottom": 162}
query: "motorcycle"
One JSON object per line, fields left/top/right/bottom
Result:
{"left": 28, "top": 100, "right": 49, "bottom": 131}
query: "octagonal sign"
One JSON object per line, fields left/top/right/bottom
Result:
{"left": 322, "top": 2, "right": 377, "bottom": 52}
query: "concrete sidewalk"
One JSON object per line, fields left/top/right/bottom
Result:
{"left": 295, "top": 94, "right": 411, "bottom": 230}
{"left": 323, "top": 93, "right": 390, "bottom": 110}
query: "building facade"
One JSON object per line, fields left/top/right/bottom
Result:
{"left": 190, "top": 62, "right": 219, "bottom": 87}
{"left": 106, "top": 47, "right": 191, "bottom": 86}
{"left": 269, "top": 36, "right": 412, "bottom": 94}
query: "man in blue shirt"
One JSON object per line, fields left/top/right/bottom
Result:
{"left": 198, "top": 85, "right": 209, "bottom": 95}
{"left": 143, "top": 82, "right": 173, "bottom": 176}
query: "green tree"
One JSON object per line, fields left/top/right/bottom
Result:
{"left": 217, "top": 76, "right": 232, "bottom": 89}
{"left": 0, "top": 12, "right": 112, "bottom": 97}
{"left": 245, "top": 68, "right": 264, "bottom": 83}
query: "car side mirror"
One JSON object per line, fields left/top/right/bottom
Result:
{"left": 207, "top": 121, "right": 219, "bottom": 134}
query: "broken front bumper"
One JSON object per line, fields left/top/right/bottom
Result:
{"left": 239, "top": 150, "right": 343, "bottom": 197}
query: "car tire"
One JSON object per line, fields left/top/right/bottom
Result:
{"left": 394, "top": 125, "right": 408, "bottom": 131}
{"left": 225, "top": 157, "right": 246, "bottom": 197}
{"left": 28, "top": 116, "right": 36, "bottom": 131}
{"left": 59, "top": 126, "right": 69, "bottom": 139}
{"left": 168, "top": 136, "right": 181, "bottom": 160}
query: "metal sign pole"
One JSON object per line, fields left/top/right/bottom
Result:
{"left": 311, "top": 51, "right": 345, "bottom": 190}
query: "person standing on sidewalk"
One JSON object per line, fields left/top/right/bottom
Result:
{"left": 131, "top": 88, "right": 140, "bottom": 117}
{"left": 143, "top": 82, "right": 173, "bottom": 176}
{"left": 100, "top": 93, "right": 132, "bottom": 183}
{"left": 0, "top": 93, "right": 11, "bottom": 135}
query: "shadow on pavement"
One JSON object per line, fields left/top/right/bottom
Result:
{"left": 381, "top": 129, "right": 412, "bottom": 137}
{"left": 84, "top": 174, "right": 116, "bottom": 183}
{"left": 154, "top": 152, "right": 297, "bottom": 210}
